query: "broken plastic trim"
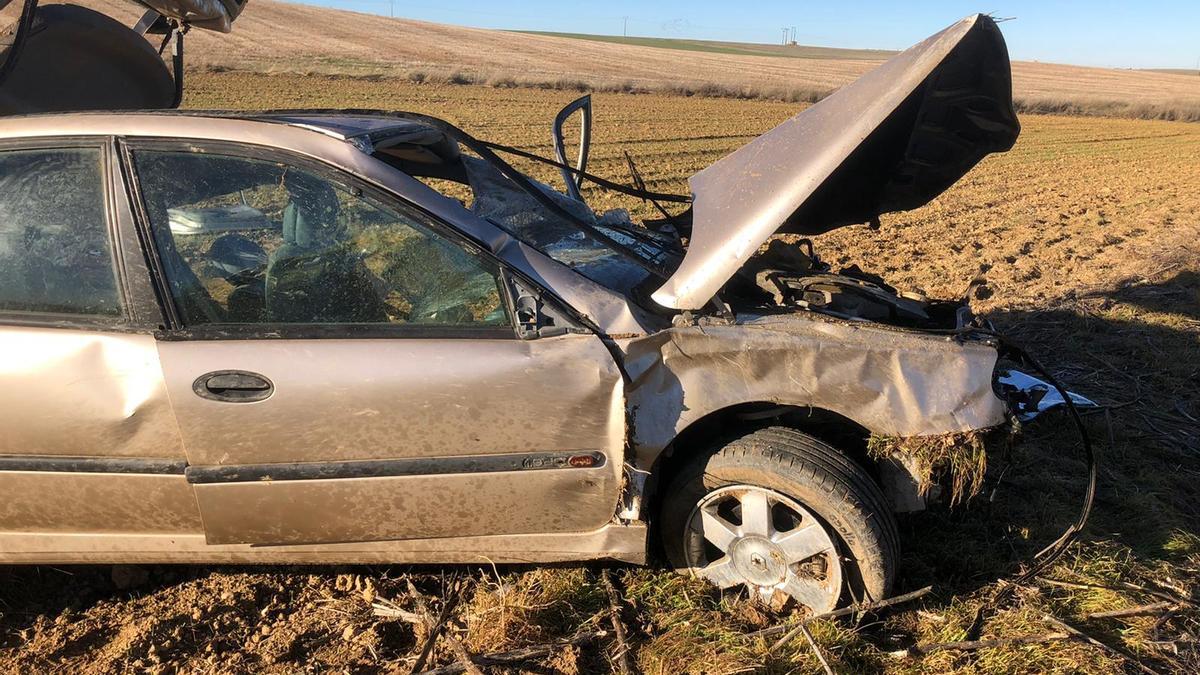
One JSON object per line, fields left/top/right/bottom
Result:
{"left": 998, "top": 370, "right": 1098, "bottom": 422}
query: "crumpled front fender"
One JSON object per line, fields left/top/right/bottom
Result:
{"left": 621, "top": 314, "right": 1009, "bottom": 467}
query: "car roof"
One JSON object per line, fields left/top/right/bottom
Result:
{"left": 0, "top": 109, "right": 441, "bottom": 146}
{"left": 251, "top": 112, "right": 434, "bottom": 141}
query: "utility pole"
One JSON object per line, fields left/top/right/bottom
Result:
{"left": 389, "top": 0, "right": 394, "bottom": 18}
{"left": 622, "top": 16, "right": 629, "bottom": 37}
{"left": 781, "top": 27, "right": 788, "bottom": 45}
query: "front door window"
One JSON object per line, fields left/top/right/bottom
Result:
{"left": 131, "top": 149, "right": 510, "bottom": 329}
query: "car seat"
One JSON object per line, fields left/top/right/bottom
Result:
{"left": 265, "top": 173, "right": 390, "bottom": 324}
{"left": 208, "top": 233, "right": 267, "bottom": 323}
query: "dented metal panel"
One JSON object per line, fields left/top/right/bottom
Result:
{"left": 623, "top": 314, "right": 1007, "bottom": 464}
{"left": 0, "top": 328, "right": 186, "bottom": 459}
{"left": 654, "top": 14, "right": 1020, "bottom": 310}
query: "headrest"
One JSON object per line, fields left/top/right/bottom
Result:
{"left": 0, "top": 4, "right": 175, "bottom": 115}
{"left": 283, "top": 171, "right": 343, "bottom": 249}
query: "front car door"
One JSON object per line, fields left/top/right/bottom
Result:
{"left": 124, "top": 140, "right": 625, "bottom": 546}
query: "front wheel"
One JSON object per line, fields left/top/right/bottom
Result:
{"left": 659, "top": 427, "right": 900, "bottom": 614}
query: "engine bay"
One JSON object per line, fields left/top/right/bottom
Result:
{"left": 726, "top": 238, "right": 979, "bottom": 330}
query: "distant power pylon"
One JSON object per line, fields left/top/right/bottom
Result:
{"left": 623, "top": 16, "right": 629, "bottom": 37}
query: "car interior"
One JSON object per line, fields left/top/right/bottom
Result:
{"left": 133, "top": 150, "right": 508, "bottom": 328}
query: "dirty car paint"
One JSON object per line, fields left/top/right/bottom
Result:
{"left": 623, "top": 314, "right": 1007, "bottom": 466}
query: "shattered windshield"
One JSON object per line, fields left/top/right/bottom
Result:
{"left": 461, "top": 156, "right": 673, "bottom": 294}
{"left": 369, "top": 123, "right": 680, "bottom": 296}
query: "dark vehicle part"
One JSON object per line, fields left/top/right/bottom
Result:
{"left": 660, "top": 427, "right": 899, "bottom": 612}
{"left": 0, "top": 0, "right": 247, "bottom": 115}
{"left": 134, "top": 0, "right": 247, "bottom": 34}
{"left": 192, "top": 370, "right": 274, "bottom": 403}
{"left": 733, "top": 238, "right": 971, "bottom": 329}
{"left": 552, "top": 94, "right": 592, "bottom": 203}
{"left": 0, "top": 3, "right": 175, "bottom": 114}
{"left": 206, "top": 233, "right": 268, "bottom": 283}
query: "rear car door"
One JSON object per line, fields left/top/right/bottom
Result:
{"left": 123, "top": 140, "right": 626, "bottom": 546}
{"left": 0, "top": 139, "right": 198, "bottom": 539}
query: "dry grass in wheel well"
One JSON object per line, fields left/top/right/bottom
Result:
{"left": 867, "top": 430, "right": 998, "bottom": 506}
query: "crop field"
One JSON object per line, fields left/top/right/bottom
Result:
{"left": 1, "top": 74, "right": 1198, "bottom": 674}
{"left": 46, "top": 0, "right": 1200, "bottom": 122}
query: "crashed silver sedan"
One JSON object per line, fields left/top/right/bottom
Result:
{"left": 0, "top": 6, "right": 1080, "bottom": 614}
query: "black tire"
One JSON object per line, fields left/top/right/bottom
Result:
{"left": 659, "top": 427, "right": 900, "bottom": 606}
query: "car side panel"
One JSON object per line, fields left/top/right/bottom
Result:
{"left": 192, "top": 468, "right": 617, "bottom": 545}
{"left": 0, "top": 328, "right": 186, "bottom": 459}
{"left": 0, "top": 523, "right": 648, "bottom": 565}
{"left": 0, "top": 473, "right": 201, "bottom": 535}
{"left": 0, "top": 328, "right": 199, "bottom": 535}
{"left": 155, "top": 334, "right": 627, "bottom": 546}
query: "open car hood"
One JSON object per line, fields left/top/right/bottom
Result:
{"left": 652, "top": 14, "right": 1020, "bottom": 310}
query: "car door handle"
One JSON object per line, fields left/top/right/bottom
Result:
{"left": 192, "top": 371, "right": 274, "bottom": 403}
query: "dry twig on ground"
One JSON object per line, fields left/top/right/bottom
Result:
{"left": 799, "top": 622, "right": 836, "bottom": 675}
{"left": 757, "top": 586, "right": 934, "bottom": 652}
{"left": 1042, "top": 614, "right": 1162, "bottom": 675}
{"left": 600, "top": 570, "right": 635, "bottom": 675}
{"left": 416, "top": 629, "right": 610, "bottom": 675}
{"left": 407, "top": 579, "right": 480, "bottom": 675}
{"left": 1087, "top": 602, "right": 1177, "bottom": 621}
{"left": 910, "top": 633, "right": 1071, "bottom": 655}
{"left": 1036, "top": 576, "right": 1198, "bottom": 610}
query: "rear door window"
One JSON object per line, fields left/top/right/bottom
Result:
{"left": 0, "top": 146, "right": 120, "bottom": 318}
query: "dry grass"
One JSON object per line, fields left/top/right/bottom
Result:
{"left": 867, "top": 431, "right": 994, "bottom": 506}
{"left": 1015, "top": 96, "right": 1200, "bottom": 123}
{"left": 2, "top": 73, "right": 1199, "bottom": 674}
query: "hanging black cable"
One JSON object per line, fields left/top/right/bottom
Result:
{"left": 950, "top": 326, "right": 1099, "bottom": 582}
{"left": 477, "top": 139, "right": 692, "bottom": 204}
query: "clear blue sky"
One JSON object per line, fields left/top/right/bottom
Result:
{"left": 294, "top": 0, "right": 1199, "bottom": 70}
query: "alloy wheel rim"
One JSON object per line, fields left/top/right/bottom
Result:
{"left": 683, "top": 485, "right": 843, "bottom": 613}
